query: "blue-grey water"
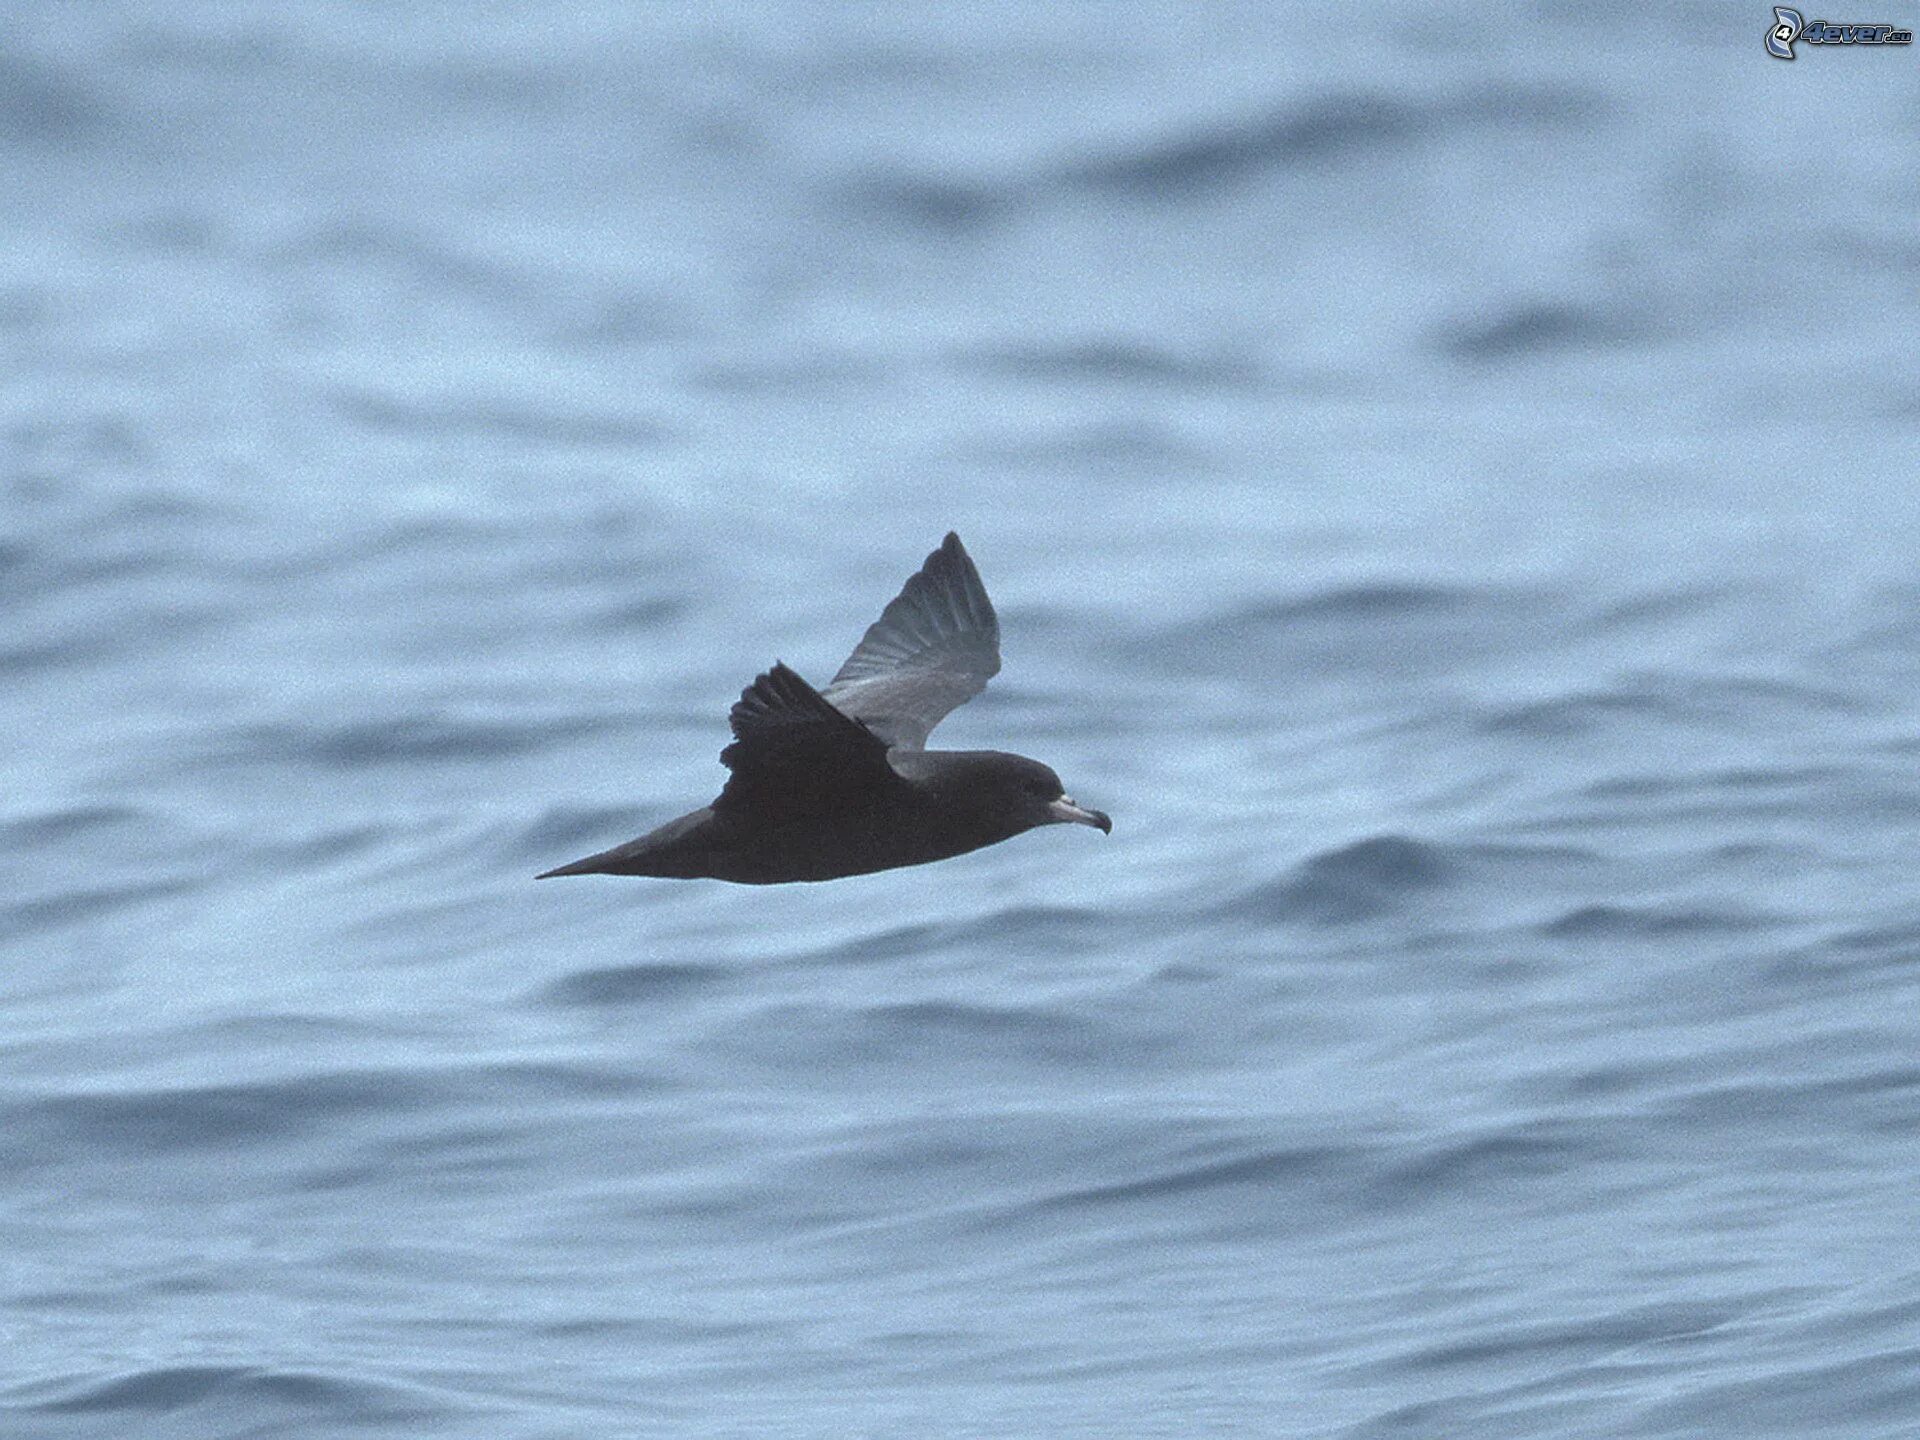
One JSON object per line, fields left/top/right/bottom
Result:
{"left": 6, "top": 5, "right": 1920, "bottom": 1436}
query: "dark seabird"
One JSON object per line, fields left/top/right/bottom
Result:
{"left": 537, "top": 533, "right": 1110, "bottom": 884}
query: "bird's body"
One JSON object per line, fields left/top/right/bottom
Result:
{"left": 538, "top": 534, "right": 1108, "bottom": 884}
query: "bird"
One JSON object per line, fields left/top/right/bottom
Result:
{"left": 537, "top": 532, "right": 1110, "bottom": 884}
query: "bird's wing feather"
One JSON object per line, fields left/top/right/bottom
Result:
{"left": 717, "top": 661, "right": 899, "bottom": 816}
{"left": 822, "top": 532, "right": 1001, "bottom": 750}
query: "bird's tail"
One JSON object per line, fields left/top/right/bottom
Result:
{"left": 535, "top": 850, "right": 625, "bottom": 879}
{"left": 535, "top": 809, "right": 716, "bottom": 879}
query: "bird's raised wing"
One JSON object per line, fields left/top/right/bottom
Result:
{"left": 716, "top": 661, "right": 900, "bottom": 816}
{"left": 822, "top": 532, "right": 1001, "bottom": 750}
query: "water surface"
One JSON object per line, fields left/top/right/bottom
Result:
{"left": 5, "top": 6, "right": 1920, "bottom": 1436}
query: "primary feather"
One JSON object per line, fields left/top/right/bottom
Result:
{"left": 823, "top": 531, "right": 1001, "bottom": 750}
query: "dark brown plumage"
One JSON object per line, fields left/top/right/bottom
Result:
{"left": 537, "top": 533, "right": 1109, "bottom": 884}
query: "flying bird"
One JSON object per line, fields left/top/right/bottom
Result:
{"left": 538, "top": 533, "right": 1110, "bottom": 883}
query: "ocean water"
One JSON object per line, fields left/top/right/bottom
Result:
{"left": 6, "top": 4, "right": 1920, "bottom": 1436}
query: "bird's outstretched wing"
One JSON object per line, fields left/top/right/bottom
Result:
{"left": 717, "top": 661, "right": 899, "bottom": 816}
{"left": 822, "top": 532, "right": 1001, "bottom": 750}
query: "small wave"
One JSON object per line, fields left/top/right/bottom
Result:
{"left": 1222, "top": 835, "right": 1451, "bottom": 926}
{"left": 1392, "top": 1299, "right": 1740, "bottom": 1374}
{"left": 1449, "top": 839, "right": 1600, "bottom": 866}
{"left": 0, "top": 55, "right": 110, "bottom": 147}
{"left": 0, "top": 627, "right": 137, "bottom": 678}
{"left": 957, "top": 338, "right": 1268, "bottom": 391}
{"left": 719, "top": 991, "right": 1127, "bottom": 1075}
{"left": 1659, "top": 1066, "right": 1920, "bottom": 1131}
{"left": 1374, "top": 1124, "right": 1589, "bottom": 1204}
{"left": 0, "top": 287, "right": 47, "bottom": 333}
{"left": 1579, "top": 584, "right": 1731, "bottom": 636}
{"left": 225, "top": 714, "right": 610, "bottom": 767}
{"left": 542, "top": 960, "right": 717, "bottom": 1007}
{"left": 1828, "top": 917, "right": 1920, "bottom": 967}
{"left": 832, "top": 85, "right": 1598, "bottom": 230}
{"left": 1018, "top": 1144, "right": 1360, "bottom": 1215}
{"left": 1142, "top": 581, "right": 1522, "bottom": 678}
{"left": 0, "top": 803, "right": 140, "bottom": 846}
{"left": 252, "top": 216, "right": 584, "bottom": 329}
{"left": 961, "top": 419, "right": 1216, "bottom": 477}
{"left": 1635, "top": 1332, "right": 1920, "bottom": 1435}
{"left": 1438, "top": 298, "right": 1652, "bottom": 361}
{"left": 1235, "top": 581, "right": 1474, "bottom": 627}
{"left": 190, "top": 1011, "right": 425, "bottom": 1048}
{"left": 7, "top": 1073, "right": 409, "bottom": 1158}
{"left": 5, "top": 1060, "right": 644, "bottom": 1161}
{"left": 328, "top": 386, "right": 663, "bottom": 450}
{"left": 798, "top": 905, "right": 1106, "bottom": 965}
{"left": 1476, "top": 688, "right": 1694, "bottom": 738}
{"left": 1541, "top": 903, "right": 1771, "bottom": 940}
{"left": 831, "top": 172, "right": 1012, "bottom": 234}
{"left": 248, "top": 823, "right": 387, "bottom": 868}
{"left": 1073, "top": 92, "right": 1419, "bottom": 191}
{"left": 1067, "top": 84, "right": 1598, "bottom": 195}
{"left": 1487, "top": 673, "right": 1849, "bottom": 746}
{"left": 686, "top": 349, "right": 885, "bottom": 396}
{"left": 20, "top": 1363, "right": 437, "bottom": 1420}
{"left": 1698, "top": 762, "right": 1853, "bottom": 794}
{"left": 862, "top": 998, "right": 1105, "bottom": 1051}
{"left": 576, "top": 594, "right": 682, "bottom": 633}
{"left": 0, "top": 878, "right": 195, "bottom": 944}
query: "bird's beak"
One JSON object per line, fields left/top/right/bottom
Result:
{"left": 1048, "top": 795, "right": 1112, "bottom": 834}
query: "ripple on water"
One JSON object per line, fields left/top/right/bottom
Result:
{"left": 1062, "top": 84, "right": 1598, "bottom": 195}
{"left": 221, "top": 714, "right": 613, "bottom": 768}
{"left": 16, "top": 1364, "right": 446, "bottom": 1424}
{"left": 1371, "top": 1123, "right": 1597, "bottom": 1210}
{"left": 1540, "top": 904, "right": 1776, "bottom": 941}
{"left": 1138, "top": 581, "right": 1529, "bottom": 681}
{"left": 1220, "top": 835, "right": 1451, "bottom": 926}
{"left": 793, "top": 904, "right": 1112, "bottom": 966}
{"left": 0, "top": 878, "right": 196, "bottom": 945}
{"left": 540, "top": 960, "right": 719, "bottom": 1008}
{"left": 3, "top": 1061, "right": 649, "bottom": 1165}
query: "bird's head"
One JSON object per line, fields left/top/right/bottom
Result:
{"left": 920, "top": 751, "right": 1110, "bottom": 840}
